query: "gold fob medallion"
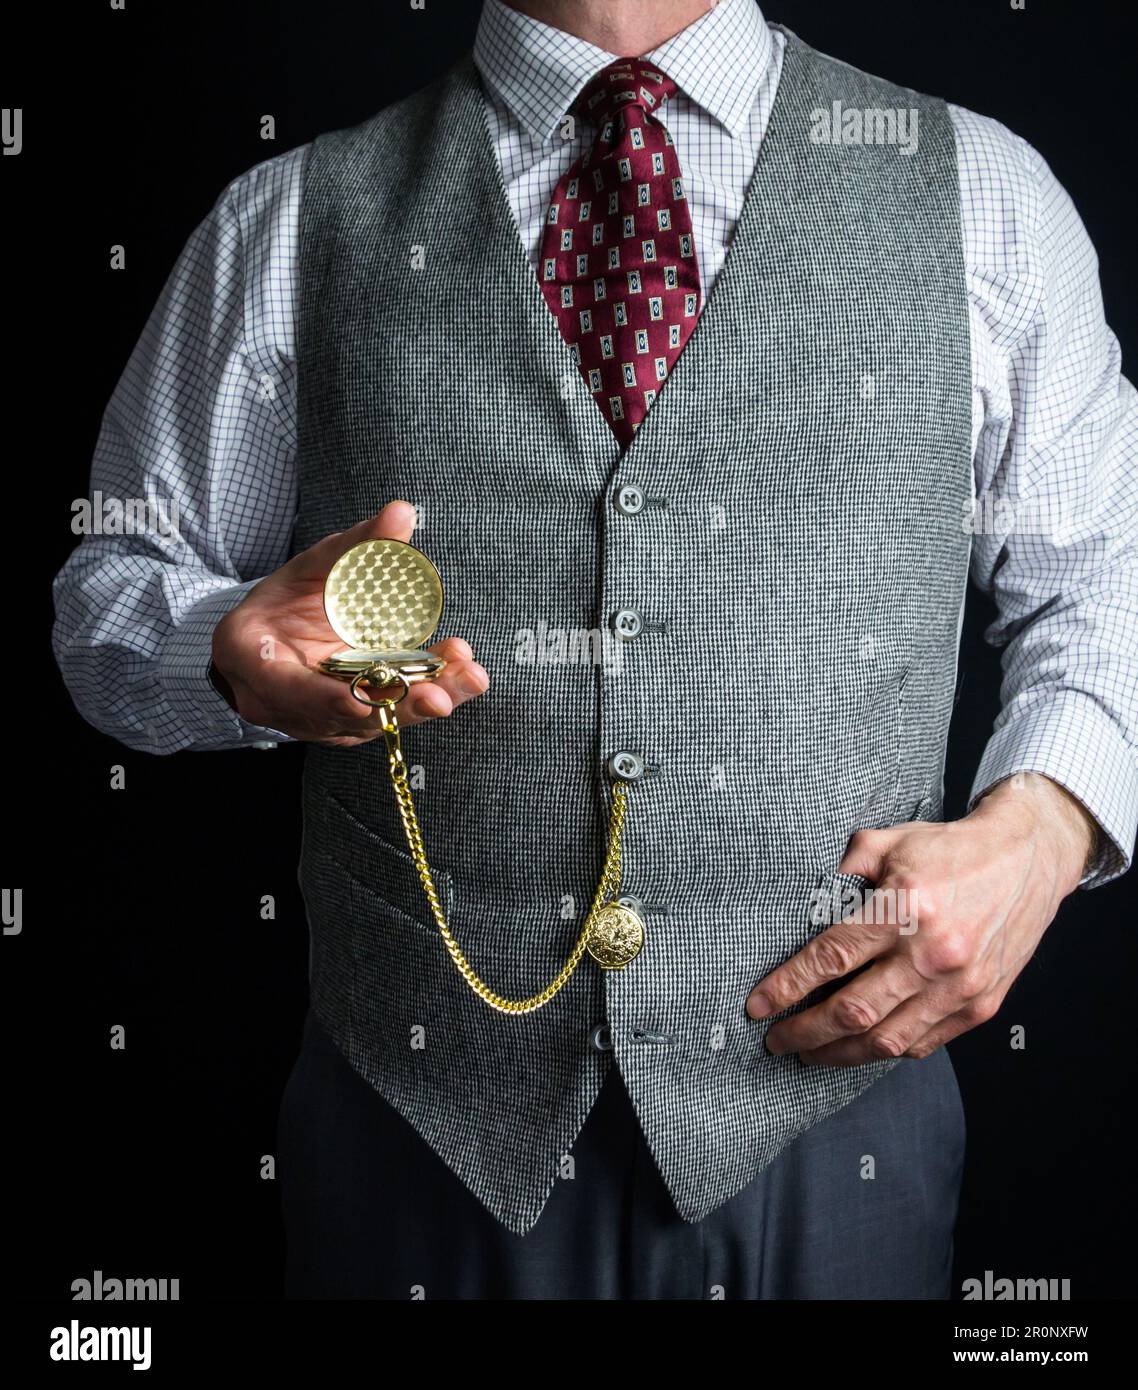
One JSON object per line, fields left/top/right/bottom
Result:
{"left": 586, "top": 902, "right": 646, "bottom": 969}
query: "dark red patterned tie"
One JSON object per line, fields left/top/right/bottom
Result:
{"left": 539, "top": 59, "right": 703, "bottom": 448}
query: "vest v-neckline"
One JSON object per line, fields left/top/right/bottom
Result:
{"left": 445, "top": 27, "right": 810, "bottom": 478}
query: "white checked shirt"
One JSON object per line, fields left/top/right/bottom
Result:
{"left": 52, "top": 0, "right": 1138, "bottom": 886}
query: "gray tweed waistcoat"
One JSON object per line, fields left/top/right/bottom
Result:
{"left": 292, "top": 29, "right": 972, "bottom": 1235}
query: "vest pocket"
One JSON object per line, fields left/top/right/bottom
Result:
{"left": 318, "top": 791, "right": 454, "bottom": 937}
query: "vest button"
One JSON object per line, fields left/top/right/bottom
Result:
{"left": 589, "top": 1023, "right": 613, "bottom": 1052}
{"left": 617, "top": 893, "right": 645, "bottom": 915}
{"left": 611, "top": 608, "right": 644, "bottom": 640}
{"left": 615, "top": 484, "right": 646, "bottom": 515}
{"left": 607, "top": 750, "right": 645, "bottom": 781}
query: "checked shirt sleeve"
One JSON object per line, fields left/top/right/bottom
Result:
{"left": 52, "top": 147, "right": 309, "bottom": 754}
{"left": 955, "top": 108, "right": 1138, "bottom": 888}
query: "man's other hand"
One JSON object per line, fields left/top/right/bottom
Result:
{"left": 746, "top": 774, "right": 1098, "bottom": 1065}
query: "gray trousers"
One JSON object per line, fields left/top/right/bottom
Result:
{"left": 278, "top": 1008, "right": 965, "bottom": 1299}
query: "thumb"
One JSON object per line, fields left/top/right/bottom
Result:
{"left": 290, "top": 500, "right": 418, "bottom": 581}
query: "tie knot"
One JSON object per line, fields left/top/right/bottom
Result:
{"left": 572, "top": 58, "right": 677, "bottom": 126}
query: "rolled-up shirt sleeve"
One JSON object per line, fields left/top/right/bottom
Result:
{"left": 962, "top": 118, "right": 1138, "bottom": 887}
{"left": 52, "top": 147, "right": 308, "bottom": 754}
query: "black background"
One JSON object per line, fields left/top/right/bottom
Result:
{"left": 3, "top": 0, "right": 1135, "bottom": 1303}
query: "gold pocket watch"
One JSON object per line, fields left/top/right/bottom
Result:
{"left": 318, "top": 538, "right": 447, "bottom": 705}
{"left": 316, "top": 534, "right": 645, "bottom": 1015}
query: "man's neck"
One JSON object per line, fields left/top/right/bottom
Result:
{"left": 500, "top": 0, "right": 718, "bottom": 56}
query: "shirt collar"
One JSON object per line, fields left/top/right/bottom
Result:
{"left": 473, "top": 0, "right": 772, "bottom": 144}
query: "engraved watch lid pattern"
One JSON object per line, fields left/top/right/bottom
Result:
{"left": 323, "top": 538, "right": 444, "bottom": 652}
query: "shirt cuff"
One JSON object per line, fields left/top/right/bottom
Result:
{"left": 157, "top": 581, "right": 295, "bottom": 750}
{"left": 968, "top": 691, "right": 1138, "bottom": 890}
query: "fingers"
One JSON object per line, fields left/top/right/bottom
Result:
{"left": 414, "top": 639, "right": 488, "bottom": 716}
{"left": 795, "top": 992, "right": 942, "bottom": 1066}
{"left": 890, "top": 993, "right": 1002, "bottom": 1062}
{"left": 837, "top": 826, "right": 898, "bottom": 881}
{"left": 289, "top": 500, "right": 419, "bottom": 581}
{"left": 346, "top": 638, "right": 489, "bottom": 729}
{"left": 763, "top": 958, "right": 922, "bottom": 1056}
{"left": 382, "top": 662, "right": 490, "bottom": 726}
{"left": 746, "top": 912, "right": 895, "bottom": 1021}
{"left": 773, "top": 980, "right": 1002, "bottom": 1069}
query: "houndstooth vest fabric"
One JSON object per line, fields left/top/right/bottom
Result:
{"left": 292, "top": 29, "right": 972, "bottom": 1235}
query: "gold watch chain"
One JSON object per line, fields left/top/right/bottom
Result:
{"left": 379, "top": 701, "right": 632, "bottom": 1015}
